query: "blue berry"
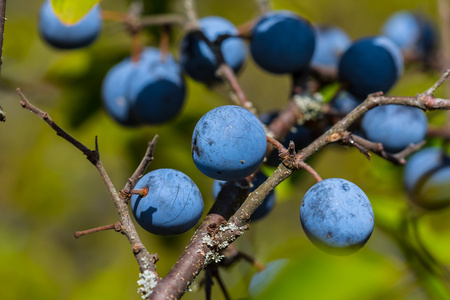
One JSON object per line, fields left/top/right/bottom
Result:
{"left": 382, "top": 11, "right": 436, "bottom": 61}
{"left": 300, "top": 178, "right": 374, "bottom": 255}
{"left": 128, "top": 48, "right": 186, "bottom": 124}
{"left": 338, "top": 36, "right": 403, "bottom": 99}
{"left": 403, "top": 148, "right": 450, "bottom": 210}
{"left": 311, "top": 25, "right": 351, "bottom": 69}
{"left": 101, "top": 47, "right": 186, "bottom": 126}
{"left": 39, "top": 0, "right": 102, "bottom": 49}
{"left": 101, "top": 59, "right": 140, "bottom": 126}
{"left": 250, "top": 11, "right": 316, "bottom": 74}
{"left": 131, "top": 169, "right": 204, "bottom": 236}
{"left": 180, "top": 16, "right": 247, "bottom": 84}
{"left": 192, "top": 105, "right": 267, "bottom": 181}
{"left": 361, "top": 104, "right": 427, "bottom": 153}
{"left": 212, "top": 172, "right": 276, "bottom": 221}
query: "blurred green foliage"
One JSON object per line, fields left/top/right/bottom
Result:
{"left": 0, "top": 0, "right": 449, "bottom": 300}
{"left": 51, "top": 0, "right": 101, "bottom": 24}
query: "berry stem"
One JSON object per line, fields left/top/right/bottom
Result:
{"left": 131, "top": 187, "right": 149, "bottom": 197}
{"left": 74, "top": 222, "right": 122, "bottom": 239}
{"left": 236, "top": 19, "right": 256, "bottom": 37}
{"left": 217, "top": 63, "right": 256, "bottom": 114}
{"left": 131, "top": 32, "right": 142, "bottom": 63}
{"left": 296, "top": 160, "right": 323, "bottom": 182}
{"left": 159, "top": 24, "right": 170, "bottom": 62}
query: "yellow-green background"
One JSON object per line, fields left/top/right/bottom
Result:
{"left": 1, "top": 0, "right": 449, "bottom": 299}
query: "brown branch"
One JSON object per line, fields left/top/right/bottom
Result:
{"left": 149, "top": 179, "right": 250, "bottom": 299}
{"left": 298, "top": 70, "right": 450, "bottom": 162}
{"left": 343, "top": 132, "right": 425, "bottom": 165}
{"left": 17, "top": 88, "right": 100, "bottom": 165}
{"left": 149, "top": 70, "right": 450, "bottom": 300}
{"left": 16, "top": 89, "right": 159, "bottom": 281}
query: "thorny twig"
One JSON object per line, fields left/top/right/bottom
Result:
{"left": 16, "top": 89, "right": 159, "bottom": 277}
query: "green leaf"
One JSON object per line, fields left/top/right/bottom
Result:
{"left": 50, "top": 0, "right": 101, "bottom": 25}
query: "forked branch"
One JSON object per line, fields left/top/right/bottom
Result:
{"left": 16, "top": 88, "right": 159, "bottom": 278}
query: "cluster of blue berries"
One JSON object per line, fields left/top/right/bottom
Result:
{"left": 37, "top": 1, "right": 446, "bottom": 259}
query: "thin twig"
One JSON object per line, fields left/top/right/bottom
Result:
{"left": 343, "top": 132, "right": 426, "bottom": 165}
{"left": 74, "top": 222, "right": 122, "bottom": 239}
{"left": 16, "top": 89, "right": 159, "bottom": 278}
{"left": 424, "top": 69, "right": 450, "bottom": 96}
{"left": 123, "top": 135, "right": 159, "bottom": 194}
{"left": 17, "top": 88, "right": 100, "bottom": 164}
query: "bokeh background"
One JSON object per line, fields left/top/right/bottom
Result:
{"left": 1, "top": 0, "right": 449, "bottom": 299}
